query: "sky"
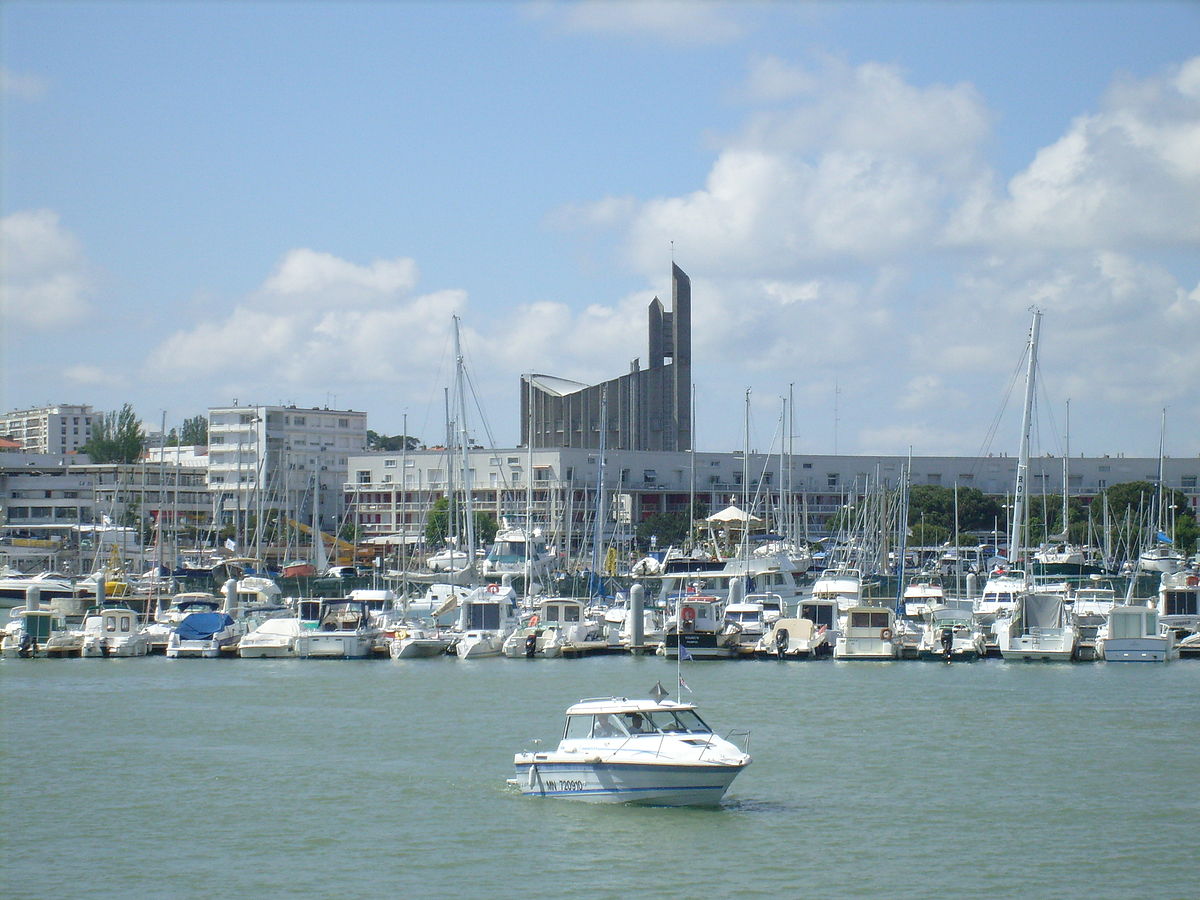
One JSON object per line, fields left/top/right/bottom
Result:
{"left": 3, "top": 0, "right": 1198, "bottom": 461}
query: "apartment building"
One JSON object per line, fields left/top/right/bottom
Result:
{"left": 0, "top": 404, "right": 95, "bottom": 454}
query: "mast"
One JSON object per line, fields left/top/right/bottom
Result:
{"left": 590, "top": 387, "right": 608, "bottom": 598}
{"left": 1009, "top": 308, "right": 1041, "bottom": 576}
{"left": 453, "top": 317, "right": 476, "bottom": 567}
{"left": 525, "top": 374, "right": 533, "bottom": 603}
{"left": 1061, "top": 399, "right": 1070, "bottom": 541}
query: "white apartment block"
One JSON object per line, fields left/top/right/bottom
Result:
{"left": 207, "top": 405, "right": 367, "bottom": 535}
{"left": 0, "top": 404, "right": 95, "bottom": 455}
{"left": 345, "top": 447, "right": 1200, "bottom": 552}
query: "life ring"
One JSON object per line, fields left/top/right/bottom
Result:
{"left": 529, "top": 614, "right": 539, "bottom": 627}
{"left": 486, "top": 583, "right": 499, "bottom": 593}
{"left": 680, "top": 606, "right": 697, "bottom": 623}
{"left": 880, "top": 628, "right": 893, "bottom": 641}
{"left": 1187, "top": 575, "right": 1199, "bottom": 587}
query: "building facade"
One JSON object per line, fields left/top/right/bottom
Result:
{"left": 521, "top": 263, "right": 692, "bottom": 452}
{"left": 0, "top": 404, "right": 95, "bottom": 455}
{"left": 345, "top": 446, "right": 1200, "bottom": 554}
{"left": 207, "top": 404, "right": 368, "bottom": 539}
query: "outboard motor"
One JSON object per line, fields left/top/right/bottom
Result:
{"left": 18, "top": 632, "right": 35, "bottom": 658}
{"left": 939, "top": 627, "right": 954, "bottom": 662}
{"left": 525, "top": 632, "right": 538, "bottom": 658}
{"left": 775, "top": 627, "right": 789, "bottom": 659}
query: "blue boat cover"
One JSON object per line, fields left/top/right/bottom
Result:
{"left": 176, "top": 612, "right": 234, "bottom": 640}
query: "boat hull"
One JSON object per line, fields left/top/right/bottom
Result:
{"left": 513, "top": 760, "right": 746, "bottom": 806}
{"left": 1101, "top": 638, "right": 1172, "bottom": 662}
{"left": 294, "top": 633, "right": 373, "bottom": 659}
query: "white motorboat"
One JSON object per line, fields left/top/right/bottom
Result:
{"left": 294, "top": 599, "right": 377, "bottom": 659}
{"left": 1070, "top": 587, "right": 1118, "bottom": 627}
{"left": 661, "top": 594, "right": 740, "bottom": 659}
{"left": 916, "top": 606, "right": 986, "bottom": 661}
{"left": 973, "top": 568, "right": 1025, "bottom": 627}
{"left": 1097, "top": 605, "right": 1176, "bottom": 662}
{"left": 452, "top": 583, "right": 520, "bottom": 659}
{"left": 795, "top": 595, "right": 840, "bottom": 654}
{"left": 512, "top": 696, "right": 751, "bottom": 806}
{"left": 1139, "top": 545, "right": 1184, "bottom": 575}
{"left": 902, "top": 576, "right": 945, "bottom": 618}
{"left": 1, "top": 607, "right": 72, "bottom": 658}
{"left": 165, "top": 607, "right": 238, "bottom": 658}
{"left": 481, "top": 524, "right": 555, "bottom": 581}
{"left": 0, "top": 571, "right": 88, "bottom": 610}
{"left": 1158, "top": 570, "right": 1200, "bottom": 639}
{"left": 238, "top": 617, "right": 304, "bottom": 658}
{"left": 80, "top": 606, "right": 149, "bottom": 657}
{"left": 388, "top": 624, "right": 452, "bottom": 658}
{"left": 756, "top": 616, "right": 829, "bottom": 658}
{"left": 834, "top": 605, "right": 900, "bottom": 660}
{"left": 996, "top": 591, "right": 1078, "bottom": 662}
{"left": 810, "top": 566, "right": 864, "bottom": 614}
{"left": 502, "top": 596, "right": 601, "bottom": 658}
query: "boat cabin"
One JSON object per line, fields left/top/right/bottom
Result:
{"left": 536, "top": 597, "right": 585, "bottom": 625}
{"left": 561, "top": 699, "right": 713, "bottom": 741}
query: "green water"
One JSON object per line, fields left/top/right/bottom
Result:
{"left": 2, "top": 656, "right": 1197, "bottom": 898}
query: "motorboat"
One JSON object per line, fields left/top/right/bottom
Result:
{"left": 166, "top": 605, "right": 238, "bottom": 658}
{"left": 295, "top": 599, "right": 377, "bottom": 659}
{"left": 481, "top": 523, "right": 555, "bottom": 582}
{"left": 426, "top": 546, "right": 471, "bottom": 573}
{"left": 1070, "top": 587, "right": 1118, "bottom": 627}
{"left": 1158, "top": 570, "right": 1200, "bottom": 639}
{"left": 995, "top": 590, "right": 1078, "bottom": 662}
{"left": 1097, "top": 605, "right": 1176, "bottom": 662}
{"left": 1, "top": 607, "right": 72, "bottom": 658}
{"left": 451, "top": 583, "right": 520, "bottom": 659}
{"left": 660, "top": 595, "right": 740, "bottom": 660}
{"left": 80, "top": 605, "right": 149, "bottom": 657}
{"left": 810, "top": 566, "right": 864, "bottom": 614}
{"left": 756, "top": 616, "right": 828, "bottom": 658}
{"left": 142, "top": 592, "right": 224, "bottom": 653}
{"left": 834, "top": 605, "right": 900, "bottom": 660}
{"left": 388, "top": 624, "right": 452, "bottom": 659}
{"left": 0, "top": 571, "right": 88, "bottom": 610}
{"left": 238, "top": 617, "right": 304, "bottom": 658}
{"left": 795, "top": 595, "right": 840, "bottom": 654}
{"left": 511, "top": 696, "right": 751, "bottom": 806}
{"left": 972, "top": 568, "right": 1025, "bottom": 627}
{"left": 1139, "top": 545, "right": 1184, "bottom": 575}
{"left": 916, "top": 606, "right": 986, "bottom": 661}
{"left": 502, "top": 596, "right": 601, "bottom": 658}
{"left": 902, "top": 576, "right": 945, "bottom": 618}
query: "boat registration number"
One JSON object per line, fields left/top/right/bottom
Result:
{"left": 543, "top": 779, "right": 584, "bottom": 792}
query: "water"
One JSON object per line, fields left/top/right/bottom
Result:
{"left": 3, "top": 656, "right": 1197, "bottom": 898}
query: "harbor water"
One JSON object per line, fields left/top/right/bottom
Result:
{"left": 3, "top": 656, "right": 1197, "bottom": 898}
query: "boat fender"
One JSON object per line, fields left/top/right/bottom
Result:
{"left": 776, "top": 627, "right": 789, "bottom": 657}
{"left": 396, "top": 630, "right": 408, "bottom": 641}
{"left": 486, "top": 584, "right": 499, "bottom": 593}
{"left": 880, "top": 628, "right": 893, "bottom": 642}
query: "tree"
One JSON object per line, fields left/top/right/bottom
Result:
{"left": 367, "top": 430, "right": 421, "bottom": 451}
{"left": 423, "top": 496, "right": 497, "bottom": 548}
{"left": 1098, "top": 480, "right": 1197, "bottom": 554}
{"left": 179, "top": 415, "right": 208, "bottom": 446}
{"left": 82, "top": 404, "right": 145, "bottom": 463}
{"left": 636, "top": 512, "right": 692, "bottom": 550}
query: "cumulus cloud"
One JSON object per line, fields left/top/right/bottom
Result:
{"left": 522, "top": 0, "right": 746, "bottom": 45}
{"left": 145, "top": 251, "right": 465, "bottom": 396}
{"left": 0, "top": 209, "right": 94, "bottom": 328}
{"left": 950, "top": 56, "right": 1200, "bottom": 249}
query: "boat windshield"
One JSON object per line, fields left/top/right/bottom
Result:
{"left": 569, "top": 708, "right": 713, "bottom": 739}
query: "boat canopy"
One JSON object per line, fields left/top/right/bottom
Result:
{"left": 565, "top": 698, "right": 697, "bottom": 716}
{"left": 175, "top": 612, "right": 234, "bottom": 640}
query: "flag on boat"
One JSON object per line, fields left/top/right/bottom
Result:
{"left": 224, "top": 538, "right": 237, "bottom": 551}
{"left": 1156, "top": 531, "right": 1173, "bottom": 544}
{"left": 679, "top": 643, "right": 694, "bottom": 661}
{"left": 650, "top": 681, "right": 669, "bottom": 703}
{"left": 678, "top": 675, "right": 692, "bottom": 693}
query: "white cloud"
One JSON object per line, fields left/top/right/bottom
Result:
{"left": 145, "top": 250, "right": 464, "bottom": 396}
{"left": 950, "top": 56, "right": 1200, "bottom": 249}
{"left": 0, "top": 209, "right": 94, "bottom": 328}
{"left": 523, "top": 0, "right": 746, "bottom": 45}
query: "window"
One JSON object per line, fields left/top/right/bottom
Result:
{"left": 294, "top": 416, "right": 306, "bottom": 426}
{"left": 803, "top": 463, "right": 812, "bottom": 469}
{"left": 1183, "top": 475, "right": 1197, "bottom": 489}
{"left": 507, "top": 457, "right": 520, "bottom": 464}
{"left": 338, "top": 418, "right": 349, "bottom": 428}
{"left": 643, "top": 469, "right": 657, "bottom": 484}
{"left": 357, "top": 471, "right": 371, "bottom": 484}
{"left": 928, "top": 474, "right": 942, "bottom": 485}
{"left": 384, "top": 459, "right": 397, "bottom": 468}
{"left": 827, "top": 474, "right": 839, "bottom": 488}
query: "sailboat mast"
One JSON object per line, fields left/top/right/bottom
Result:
{"left": 590, "top": 387, "right": 608, "bottom": 594}
{"left": 1009, "top": 308, "right": 1041, "bottom": 572}
{"left": 453, "top": 317, "right": 476, "bottom": 564}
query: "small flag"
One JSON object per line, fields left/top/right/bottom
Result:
{"left": 101, "top": 513, "right": 113, "bottom": 526}
{"left": 678, "top": 675, "right": 692, "bottom": 693}
{"left": 224, "top": 538, "right": 237, "bottom": 551}
{"left": 650, "top": 681, "right": 668, "bottom": 703}
{"left": 679, "top": 643, "right": 694, "bottom": 661}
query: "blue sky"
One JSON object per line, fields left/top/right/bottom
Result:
{"left": 3, "top": 1, "right": 1198, "bottom": 460}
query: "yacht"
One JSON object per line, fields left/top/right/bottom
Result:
{"left": 902, "top": 576, "right": 945, "bottom": 618}
{"left": 995, "top": 591, "right": 1078, "bottom": 661}
{"left": 916, "top": 606, "right": 986, "bottom": 661}
{"left": 810, "top": 567, "right": 864, "bottom": 614}
{"left": 973, "top": 568, "right": 1025, "bottom": 627}
{"left": 481, "top": 524, "right": 555, "bottom": 582}
{"left": 661, "top": 594, "right": 740, "bottom": 660}
{"left": 388, "top": 624, "right": 452, "bottom": 659}
{"left": 502, "top": 596, "right": 602, "bottom": 658}
{"left": 294, "top": 599, "right": 377, "bottom": 659}
{"left": 451, "top": 583, "right": 520, "bottom": 659}
{"left": 512, "top": 696, "right": 751, "bottom": 806}
{"left": 833, "top": 606, "right": 901, "bottom": 660}
{"left": 1157, "top": 570, "right": 1200, "bottom": 639}
{"left": 1097, "top": 605, "right": 1176, "bottom": 662}
{"left": 238, "top": 617, "right": 304, "bottom": 658}
{"left": 80, "top": 605, "right": 149, "bottom": 657}
{"left": 0, "top": 571, "right": 88, "bottom": 610}
{"left": 757, "top": 616, "right": 829, "bottom": 658}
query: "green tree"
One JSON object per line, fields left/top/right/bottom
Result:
{"left": 636, "top": 512, "right": 692, "bottom": 550}
{"left": 424, "top": 496, "right": 497, "bottom": 548}
{"left": 179, "top": 415, "right": 208, "bottom": 446}
{"left": 1097, "top": 480, "right": 1197, "bottom": 554}
{"left": 82, "top": 404, "right": 145, "bottom": 463}
{"left": 367, "top": 430, "right": 421, "bottom": 451}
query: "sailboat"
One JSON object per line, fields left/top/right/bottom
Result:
{"left": 1138, "top": 410, "right": 1185, "bottom": 575}
{"left": 990, "top": 310, "right": 1078, "bottom": 661}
